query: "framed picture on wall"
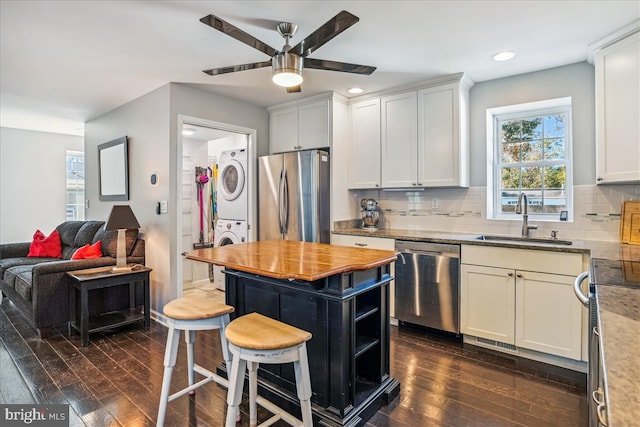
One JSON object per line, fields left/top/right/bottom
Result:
{"left": 98, "top": 136, "right": 129, "bottom": 201}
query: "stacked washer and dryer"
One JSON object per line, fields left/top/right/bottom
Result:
{"left": 213, "top": 148, "right": 249, "bottom": 288}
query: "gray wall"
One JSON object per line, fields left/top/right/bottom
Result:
{"left": 0, "top": 127, "right": 83, "bottom": 243}
{"left": 85, "top": 83, "right": 268, "bottom": 311}
{"left": 469, "top": 61, "right": 595, "bottom": 186}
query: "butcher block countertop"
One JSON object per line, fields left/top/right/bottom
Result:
{"left": 185, "top": 240, "right": 397, "bottom": 282}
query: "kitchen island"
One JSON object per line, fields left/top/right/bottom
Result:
{"left": 186, "top": 240, "right": 399, "bottom": 427}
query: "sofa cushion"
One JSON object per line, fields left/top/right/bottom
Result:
{"left": 56, "top": 221, "right": 86, "bottom": 259}
{"left": 27, "top": 229, "right": 62, "bottom": 258}
{"left": 72, "top": 221, "right": 105, "bottom": 250}
{"left": 14, "top": 270, "right": 33, "bottom": 301}
{"left": 0, "top": 257, "right": 57, "bottom": 279}
{"left": 3, "top": 264, "right": 33, "bottom": 290}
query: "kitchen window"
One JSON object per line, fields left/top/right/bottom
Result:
{"left": 486, "top": 97, "right": 573, "bottom": 221}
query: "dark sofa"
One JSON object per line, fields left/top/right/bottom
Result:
{"left": 0, "top": 220, "right": 145, "bottom": 338}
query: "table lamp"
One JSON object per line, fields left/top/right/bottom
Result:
{"left": 105, "top": 205, "right": 140, "bottom": 272}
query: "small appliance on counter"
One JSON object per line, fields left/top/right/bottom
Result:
{"left": 360, "top": 198, "right": 380, "bottom": 229}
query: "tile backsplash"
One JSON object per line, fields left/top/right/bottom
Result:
{"left": 345, "top": 184, "right": 639, "bottom": 242}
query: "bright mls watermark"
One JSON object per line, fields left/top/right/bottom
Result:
{"left": 1, "top": 404, "right": 68, "bottom": 426}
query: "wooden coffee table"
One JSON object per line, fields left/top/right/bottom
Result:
{"left": 67, "top": 266, "right": 151, "bottom": 346}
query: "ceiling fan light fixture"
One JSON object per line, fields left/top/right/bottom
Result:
{"left": 272, "top": 52, "right": 304, "bottom": 87}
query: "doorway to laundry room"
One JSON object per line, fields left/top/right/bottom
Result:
{"left": 179, "top": 119, "right": 254, "bottom": 294}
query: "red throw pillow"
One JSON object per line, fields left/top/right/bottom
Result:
{"left": 27, "top": 229, "right": 62, "bottom": 258}
{"left": 71, "top": 241, "right": 102, "bottom": 260}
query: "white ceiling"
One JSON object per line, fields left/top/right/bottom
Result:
{"left": 1, "top": 1, "right": 638, "bottom": 136}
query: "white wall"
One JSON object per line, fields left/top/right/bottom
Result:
{"left": 84, "top": 83, "right": 268, "bottom": 312}
{"left": 0, "top": 127, "right": 83, "bottom": 243}
{"left": 85, "top": 84, "right": 171, "bottom": 312}
{"left": 470, "top": 61, "right": 596, "bottom": 186}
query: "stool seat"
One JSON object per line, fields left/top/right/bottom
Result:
{"left": 163, "top": 295, "right": 234, "bottom": 320}
{"left": 225, "top": 313, "right": 313, "bottom": 426}
{"left": 225, "top": 312, "right": 312, "bottom": 350}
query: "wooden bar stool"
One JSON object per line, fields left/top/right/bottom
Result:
{"left": 224, "top": 312, "right": 313, "bottom": 427}
{"left": 156, "top": 294, "right": 236, "bottom": 427}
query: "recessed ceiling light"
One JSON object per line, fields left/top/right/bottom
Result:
{"left": 348, "top": 87, "right": 364, "bottom": 94}
{"left": 182, "top": 128, "right": 196, "bottom": 136}
{"left": 492, "top": 51, "right": 515, "bottom": 62}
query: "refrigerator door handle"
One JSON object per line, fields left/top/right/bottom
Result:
{"left": 282, "top": 169, "right": 289, "bottom": 235}
{"left": 278, "top": 169, "right": 285, "bottom": 234}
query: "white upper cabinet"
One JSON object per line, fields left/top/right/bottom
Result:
{"left": 349, "top": 98, "right": 382, "bottom": 189}
{"left": 418, "top": 82, "right": 469, "bottom": 187}
{"left": 347, "top": 73, "right": 472, "bottom": 189}
{"left": 381, "top": 91, "right": 418, "bottom": 188}
{"left": 594, "top": 30, "right": 640, "bottom": 183}
{"left": 269, "top": 98, "right": 330, "bottom": 153}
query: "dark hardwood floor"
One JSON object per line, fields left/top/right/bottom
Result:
{"left": 0, "top": 298, "right": 588, "bottom": 426}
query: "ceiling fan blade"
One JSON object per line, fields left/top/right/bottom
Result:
{"left": 286, "top": 85, "right": 302, "bottom": 93}
{"left": 203, "top": 60, "right": 272, "bottom": 76}
{"left": 200, "top": 14, "right": 278, "bottom": 57}
{"left": 290, "top": 10, "right": 359, "bottom": 57}
{"left": 305, "top": 58, "right": 376, "bottom": 75}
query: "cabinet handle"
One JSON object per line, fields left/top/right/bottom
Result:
{"left": 354, "top": 243, "right": 368, "bottom": 247}
{"left": 517, "top": 273, "right": 522, "bottom": 278}
{"left": 597, "top": 177, "right": 603, "bottom": 181}
{"left": 508, "top": 272, "right": 514, "bottom": 277}
{"left": 375, "top": 184, "right": 379, "bottom": 187}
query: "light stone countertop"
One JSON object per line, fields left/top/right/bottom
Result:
{"left": 332, "top": 225, "right": 640, "bottom": 426}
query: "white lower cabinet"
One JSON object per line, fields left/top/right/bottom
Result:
{"left": 331, "top": 234, "right": 396, "bottom": 318}
{"left": 460, "top": 264, "right": 515, "bottom": 344}
{"left": 461, "top": 245, "right": 584, "bottom": 361}
{"left": 515, "top": 271, "right": 582, "bottom": 359}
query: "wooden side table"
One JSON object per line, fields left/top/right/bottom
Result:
{"left": 67, "top": 266, "right": 151, "bottom": 346}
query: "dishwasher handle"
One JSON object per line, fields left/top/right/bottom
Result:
{"left": 395, "top": 241, "right": 460, "bottom": 258}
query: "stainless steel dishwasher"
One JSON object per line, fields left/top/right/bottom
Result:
{"left": 394, "top": 241, "right": 460, "bottom": 334}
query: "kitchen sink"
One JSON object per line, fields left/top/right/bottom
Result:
{"left": 476, "top": 235, "right": 573, "bottom": 245}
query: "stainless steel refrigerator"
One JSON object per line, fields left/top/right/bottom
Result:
{"left": 258, "top": 149, "right": 330, "bottom": 243}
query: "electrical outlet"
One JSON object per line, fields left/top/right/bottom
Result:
{"left": 160, "top": 200, "right": 168, "bottom": 214}
{"left": 432, "top": 198, "right": 439, "bottom": 209}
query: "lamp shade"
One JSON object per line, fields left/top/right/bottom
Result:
{"left": 105, "top": 205, "right": 140, "bottom": 230}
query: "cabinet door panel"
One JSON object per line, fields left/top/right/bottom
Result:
{"left": 349, "top": 98, "right": 381, "bottom": 188}
{"left": 418, "top": 85, "right": 459, "bottom": 186}
{"left": 515, "top": 271, "right": 582, "bottom": 359}
{"left": 299, "top": 100, "right": 330, "bottom": 150}
{"left": 461, "top": 264, "right": 515, "bottom": 344}
{"left": 595, "top": 32, "right": 640, "bottom": 183}
{"left": 381, "top": 91, "right": 417, "bottom": 188}
{"left": 270, "top": 107, "right": 299, "bottom": 153}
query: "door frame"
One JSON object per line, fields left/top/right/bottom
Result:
{"left": 175, "top": 114, "right": 257, "bottom": 297}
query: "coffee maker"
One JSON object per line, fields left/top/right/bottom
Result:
{"left": 360, "top": 198, "right": 380, "bottom": 229}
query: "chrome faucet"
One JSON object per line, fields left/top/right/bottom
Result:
{"left": 515, "top": 192, "right": 538, "bottom": 238}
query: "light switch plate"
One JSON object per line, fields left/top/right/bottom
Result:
{"left": 160, "top": 200, "right": 168, "bottom": 214}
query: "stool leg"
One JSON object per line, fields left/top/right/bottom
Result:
{"left": 294, "top": 344, "right": 313, "bottom": 427}
{"left": 218, "top": 315, "right": 240, "bottom": 422}
{"left": 185, "top": 329, "right": 196, "bottom": 395}
{"left": 248, "top": 361, "right": 259, "bottom": 426}
{"left": 157, "top": 324, "right": 180, "bottom": 427}
{"left": 225, "top": 348, "right": 247, "bottom": 427}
